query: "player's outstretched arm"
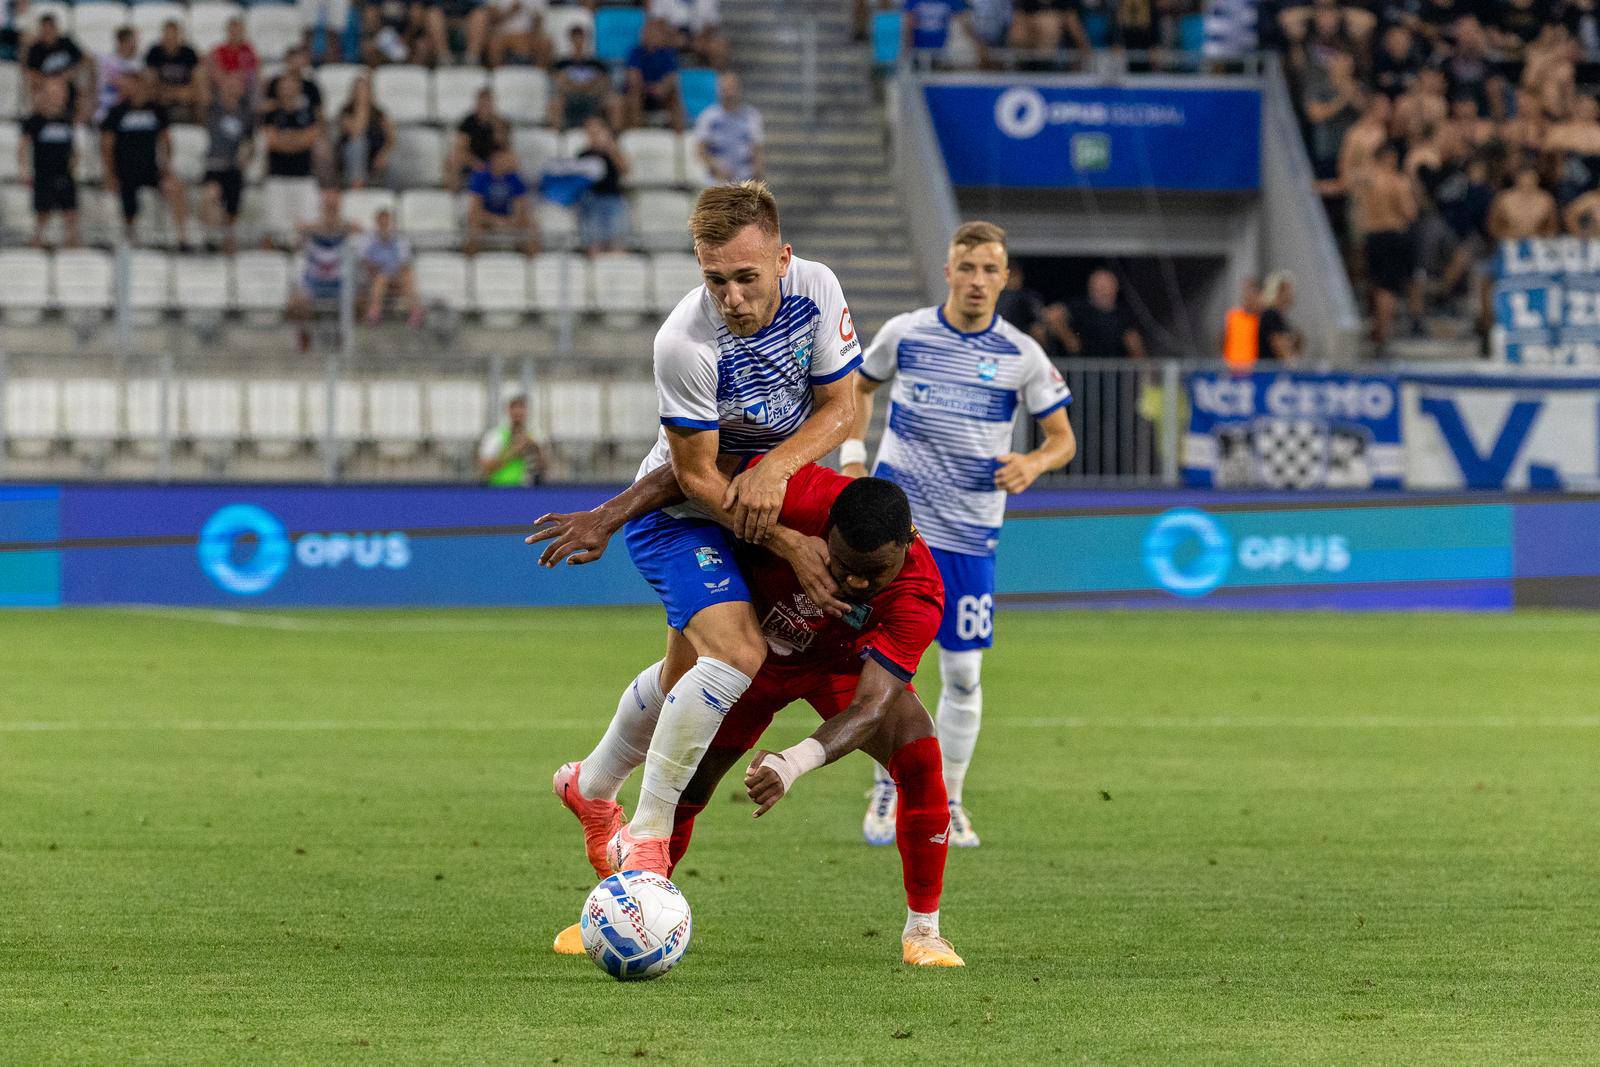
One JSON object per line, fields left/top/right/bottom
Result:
{"left": 744, "top": 658, "right": 906, "bottom": 816}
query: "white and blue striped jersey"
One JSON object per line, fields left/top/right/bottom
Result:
{"left": 862, "top": 306, "right": 1071, "bottom": 557}
{"left": 636, "top": 255, "right": 861, "bottom": 485}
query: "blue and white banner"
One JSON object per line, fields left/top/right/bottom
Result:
{"left": 1184, "top": 371, "right": 1404, "bottom": 489}
{"left": 1492, "top": 238, "right": 1600, "bottom": 366}
{"left": 1402, "top": 372, "right": 1600, "bottom": 491}
{"left": 923, "top": 82, "right": 1261, "bottom": 191}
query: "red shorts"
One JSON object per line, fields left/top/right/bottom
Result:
{"left": 711, "top": 656, "right": 897, "bottom": 751}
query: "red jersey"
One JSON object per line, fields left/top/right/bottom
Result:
{"left": 736, "top": 463, "right": 944, "bottom": 682}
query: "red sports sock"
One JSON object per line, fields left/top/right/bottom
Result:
{"left": 666, "top": 799, "right": 707, "bottom": 878}
{"left": 888, "top": 735, "right": 948, "bottom": 914}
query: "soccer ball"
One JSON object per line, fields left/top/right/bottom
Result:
{"left": 579, "top": 870, "right": 693, "bottom": 981}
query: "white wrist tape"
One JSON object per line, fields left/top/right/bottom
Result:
{"left": 771, "top": 738, "right": 827, "bottom": 793}
{"left": 839, "top": 439, "right": 868, "bottom": 468}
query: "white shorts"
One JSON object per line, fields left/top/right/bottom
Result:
{"left": 262, "top": 177, "right": 320, "bottom": 242}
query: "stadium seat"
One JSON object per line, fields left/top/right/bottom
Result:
{"left": 546, "top": 379, "right": 605, "bottom": 455}
{"left": 297, "top": 0, "right": 350, "bottom": 36}
{"left": 61, "top": 378, "right": 120, "bottom": 453}
{"left": 187, "top": 3, "right": 242, "bottom": 52}
{"left": 245, "top": 379, "right": 305, "bottom": 456}
{"left": 631, "top": 190, "right": 692, "bottom": 252}
{"left": 0, "top": 124, "right": 19, "bottom": 182}
{"left": 0, "top": 249, "right": 51, "bottom": 323}
{"left": 316, "top": 63, "right": 366, "bottom": 117}
{"left": 365, "top": 380, "right": 423, "bottom": 457}
{"left": 649, "top": 252, "right": 700, "bottom": 312}
{"left": 0, "top": 63, "right": 22, "bottom": 122}
{"left": 432, "top": 66, "right": 488, "bottom": 124}
{"left": 871, "top": 11, "right": 901, "bottom": 68}
{"left": 414, "top": 251, "right": 471, "bottom": 311}
{"left": 591, "top": 253, "right": 651, "bottom": 323}
{"left": 73, "top": 126, "right": 103, "bottom": 184}
{"left": 168, "top": 124, "right": 208, "bottom": 184}
{"left": 491, "top": 67, "right": 549, "bottom": 125}
{"left": 130, "top": 3, "right": 188, "bottom": 48}
{"left": 605, "top": 379, "right": 660, "bottom": 449}
{"left": 545, "top": 6, "right": 595, "bottom": 59}
{"left": 593, "top": 5, "right": 646, "bottom": 62}
{"left": 392, "top": 125, "right": 446, "bottom": 189}
{"left": 181, "top": 378, "right": 243, "bottom": 445}
{"left": 398, "top": 188, "right": 460, "bottom": 249}
{"left": 530, "top": 252, "right": 594, "bottom": 314}
{"left": 172, "top": 255, "right": 233, "bottom": 319}
{"left": 4, "top": 378, "right": 60, "bottom": 457}
{"left": 557, "top": 127, "right": 586, "bottom": 159}
{"left": 679, "top": 68, "right": 717, "bottom": 122}
{"left": 126, "top": 250, "right": 173, "bottom": 323}
{"left": 513, "top": 126, "right": 562, "bottom": 180}
{"left": 0, "top": 184, "right": 33, "bottom": 245}
{"left": 425, "top": 380, "right": 488, "bottom": 444}
{"left": 123, "top": 378, "right": 179, "bottom": 455}
{"left": 52, "top": 249, "right": 114, "bottom": 315}
{"left": 340, "top": 187, "right": 396, "bottom": 228}
{"left": 1083, "top": 11, "right": 1111, "bottom": 46}
{"left": 373, "top": 65, "right": 432, "bottom": 125}
{"left": 678, "top": 131, "right": 711, "bottom": 185}
{"left": 246, "top": 4, "right": 303, "bottom": 61}
{"left": 536, "top": 201, "right": 579, "bottom": 249}
{"left": 619, "top": 129, "right": 677, "bottom": 188}
{"left": 72, "top": 4, "right": 130, "bottom": 59}
{"left": 469, "top": 252, "right": 530, "bottom": 328}
{"left": 303, "top": 380, "right": 363, "bottom": 445}
{"left": 232, "top": 250, "right": 292, "bottom": 322}
{"left": 1178, "top": 12, "right": 1205, "bottom": 52}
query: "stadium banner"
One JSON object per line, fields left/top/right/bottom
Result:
{"left": 1401, "top": 372, "right": 1600, "bottom": 491}
{"left": 1490, "top": 238, "right": 1600, "bottom": 366}
{"left": 922, "top": 83, "right": 1261, "bottom": 191}
{"left": 1183, "top": 370, "right": 1404, "bottom": 490}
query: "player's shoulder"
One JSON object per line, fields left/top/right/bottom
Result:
{"left": 886, "top": 306, "right": 940, "bottom": 335}
{"left": 992, "top": 315, "right": 1049, "bottom": 362}
{"left": 784, "top": 255, "right": 844, "bottom": 299}
{"left": 653, "top": 286, "right": 718, "bottom": 358}
{"left": 886, "top": 535, "right": 945, "bottom": 606}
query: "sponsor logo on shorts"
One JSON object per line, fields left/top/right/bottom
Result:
{"left": 703, "top": 578, "right": 732, "bottom": 592}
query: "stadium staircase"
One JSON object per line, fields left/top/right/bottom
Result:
{"left": 720, "top": 0, "right": 927, "bottom": 333}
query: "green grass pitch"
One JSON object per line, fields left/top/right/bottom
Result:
{"left": 3, "top": 607, "right": 1600, "bottom": 1064}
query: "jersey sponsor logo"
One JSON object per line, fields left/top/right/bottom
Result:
{"left": 977, "top": 357, "right": 999, "bottom": 382}
{"left": 695, "top": 546, "right": 723, "bottom": 570}
{"left": 839, "top": 307, "right": 855, "bottom": 342}
{"left": 760, "top": 601, "right": 818, "bottom": 654}
{"left": 909, "top": 381, "right": 1009, "bottom": 419}
{"left": 791, "top": 592, "right": 824, "bottom": 618}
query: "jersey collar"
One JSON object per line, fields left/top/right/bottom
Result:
{"left": 937, "top": 305, "right": 997, "bottom": 338}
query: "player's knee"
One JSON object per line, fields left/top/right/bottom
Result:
{"left": 716, "top": 621, "right": 768, "bottom": 679}
{"left": 940, "top": 648, "right": 983, "bottom": 700}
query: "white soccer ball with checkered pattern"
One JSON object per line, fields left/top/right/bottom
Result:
{"left": 579, "top": 870, "right": 692, "bottom": 981}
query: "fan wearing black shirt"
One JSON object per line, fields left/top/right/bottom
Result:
{"left": 547, "top": 24, "right": 620, "bottom": 131}
{"left": 446, "top": 88, "right": 509, "bottom": 191}
{"left": 24, "top": 15, "right": 84, "bottom": 117}
{"left": 99, "top": 74, "right": 190, "bottom": 247}
{"left": 18, "top": 77, "right": 80, "bottom": 247}
{"left": 145, "top": 20, "right": 201, "bottom": 120}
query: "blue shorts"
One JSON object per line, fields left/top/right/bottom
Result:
{"left": 930, "top": 546, "right": 996, "bottom": 652}
{"left": 624, "top": 509, "right": 751, "bottom": 631}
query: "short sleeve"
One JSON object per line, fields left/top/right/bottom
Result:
{"left": 654, "top": 330, "right": 719, "bottom": 431}
{"left": 859, "top": 312, "right": 912, "bottom": 383}
{"left": 774, "top": 461, "right": 846, "bottom": 535}
{"left": 796, "top": 260, "right": 861, "bottom": 385}
{"left": 1019, "top": 335, "right": 1072, "bottom": 418}
{"left": 860, "top": 586, "right": 941, "bottom": 682}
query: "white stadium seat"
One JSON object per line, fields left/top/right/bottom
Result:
{"left": 246, "top": 379, "right": 305, "bottom": 455}
{"left": 18, "top": 2, "right": 72, "bottom": 35}
{"left": 186, "top": 3, "right": 242, "bottom": 53}
{"left": 469, "top": 252, "right": 530, "bottom": 327}
{"left": 4, "top": 378, "right": 60, "bottom": 456}
{"left": 591, "top": 253, "right": 652, "bottom": 318}
{"left": 373, "top": 65, "right": 432, "bottom": 124}
{"left": 631, "top": 190, "right": 693, "bottom": 252}
{"left": 414, "top": 252, "right": 470, "bottom": 311}
{"left": 605, "top": 380, "right": 661, "bottom": 448}
{"left": 172, "top": 256, "right": 233, "bottom": 316}
{"left": 167, "top": 124, "right": 209, "bottom": 184}
{"left": 61, "top": 378, "right": 120, "bottom": 448}
{"left": 530, "top": 252, "right": 594, "bottom": 314}
{"left": 130, "top": 3, "right": 187, "bottom": 47}
{"left": 181, "top": 378, "right": 243, "bottom": 441}
{"left": 619, "top": 129, "right": 677, "bottom": 188}
{"left": 126, "top": 250, "right": 173, "bottom": 321}
{"left": 340, "top": 188, "right": 396, "bottom": 228}
{"left": 52, "top": 249, "right": 113, "bottom": 313}
{"left": 0, "top": 119, "right": 18, "bottom": 181}
{"left": 73, "top": 4, "right": 131, "bottom": 59}
{"left": 0, "top": 184, "right": 34, "bottom": 244}
{"left": 124, "top": 379, "right": 180, "bottom": 452}
{"left": 392, "top": 125, "right": 447, "bottom": 189}
{"left": 232, "top": 251, "right": 292, "bottom": 319}
{"left": 366, "top": 380, "right": 422, "bottom": 456}
{"left": 0, "top": 249, "right": 51, "bottom": 322}
{"left": 245, "top": 4, "right": 303, "bottom": 61}
{"left": 535, "top": 201, "right": 578, "bottom": 249}
{"left": 513, "top": 126, "right": 562, "bottom": 180}
{"left": 545, "top": 6, "right": 595, "bottom": 58}
{"left": 432, "top": 66, "right": 488, "bottom": 124}
{"left": 316, "top": 63, "right": 365, "bottom": 117}
{"left": 398, "top": 189, "right": 460, "bottom": 249}
{"left": 425, "top": 380, "right": 488, "bottom": 443}
{"left": 546, "top": 379, "right": 604, "bottom": 446}
{"left": 491, "top": 67, "right": 549, "bottom": 125}
{"left": 649, "top": 252, "right": 701, "bottom": 312}
{"left": 74, "top": 126, "right": 103, "bottom": 183}
{"left": 297, "top": 0, "right": 351, "bottom": 32}
{"left": 679, "top": 132, "right": 712, "bottom": 185}
{"left": 557, "top": 128, "right": 586, "bottom": 159}
{"left": 0, "top": 63, "right": 23, "bottom": 122}
{"left": 303, "top": 381, "right": 363, "bottom": 443}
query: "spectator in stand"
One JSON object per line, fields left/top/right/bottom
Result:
{"left": 1046, "top": 269, "right": 1146, "bottom": 360}
{"left": 262, "top": 46, "right": 322, "bottom": 116}
{"left": 1220, "top": 276, "right": 1262, "bottom": 371}
{"left": 466, "top": 146, "right": 539, "bottom": 256}
{"left": 626, "top": 18, "right": 685, "bottom": 132}
{"left": 649, "top": 0, "right": 728, "bottom": 69}
{"left": 360, "top": 208, "right": 424, "bottom": 328}
{"left": 1258, "top": 272, "right": 1302, "bottom": 364}
{"left": 1489, "top": 164, "right": 1559, "bottom": 241}
{"left": 201, "top": 72, "right": 255, "bottom": 254}
{"left": 548, "top": 25, "right": 620, "bottom": 131}
{"left": 145, "top": 20, "right": 201, "bottom": 122}
{"left": 362, "top": 0, "right": 421, "bottom": 64}
{"left": 903, "top": 0, "right": 991, "bottom": 69}
{"left": 1300, "top": 49, "right": 1363, "bottom": 231}
{"left": 996, "top": 263, "right": 1045, "bottom": 337}
{"left": 1359, "top": 141, "right": 1420, "bottom": 348}
{"left": 478, "top": 392, "right": 547, "bottom": 487}
{"left": 487, "top": 0, "right": 552, "bottom": 67}
{"left": 692, "top": 73, "right": 763, "bottom": 182}
{"left": 576, "top": 115, "right": 631, "bottom": 256}
{"left": 446, "top": 88, "right": 509, "bottom": 192}
{"left": 24, "top": 15, "right": 84, "bottom": 105}
{"left": 100, "top": 72, "right": 190, "bottom": 248}
{"left": 18, "top": 77, "right": 80, "bottom": 248}
{"left": 1007, "top": 1, "right": 1090, "bottom": 54}
{"left": 0, "top": 0, "right": 21, "bottom": 63}
{"left": 93, "top": 26, "right": 143, "bottom": 126}
{"left": 262, "top": 71, "right": 323, "bottom": 248}
{"left": 207, "top": 16, "right": 259, "bottom": 92}
{"left": 418, "top": 0, "right": 491, "bottom": 67}
{"left": 336, "top": 73, "right": 395, "bottom": 190}
{"left": 287, "top": 188, "right": 362, "bottom": 351}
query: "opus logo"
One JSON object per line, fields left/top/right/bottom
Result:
{"left": 995, "top": 87, "right": 1048, "bottom": 139}
{"left": 197, "top": 503, "right": 411, "bottom": 596}
{"left": 1141, "top": 508, "right": 1352, "bottom": 597}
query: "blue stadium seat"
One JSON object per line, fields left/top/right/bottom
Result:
{"left": 1178, "top": 13, "right": 1205, "bottom": 53}
{"left": 679, "top": 67, "right": 718, "bottom": 121}
{"left": 872, "top": 11, "right": 901, "bottom": 68}
{"left": 1083, "top": 12, "right": 1111, "bottom": 47}
{"left": 594, "top": 6, "right": 647, "bottom": 63}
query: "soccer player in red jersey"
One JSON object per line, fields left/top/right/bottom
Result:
{"left": 530, "top": 458, "right": 963, "bottom": 966}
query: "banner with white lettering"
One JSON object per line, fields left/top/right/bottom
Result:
{"left": 1401, "top": 372, "right": 1600, "bottom": 490}
{"left": 1492, "top": 238, "right": 1600, "bottom": 366}
{"left": 1184, "top": 371, "right": 1403, "bottom": 489}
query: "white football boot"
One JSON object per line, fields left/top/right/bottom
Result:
{"left": 946, "top": 799, "right": 980, "bottom": 848}
{"left": 862, "top": 780, "right": 897, "bottom": 845}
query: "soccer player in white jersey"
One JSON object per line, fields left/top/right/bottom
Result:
{"left": 840, "top": 220, "right": 1077, "bottom": 848}
{"left": 548, "top": 181, "right": 863, "bottom": 887}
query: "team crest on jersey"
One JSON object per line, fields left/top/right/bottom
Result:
{"left": 792, "top": 339, "right": 813, "bottom": 371}
{"left": 695, "top": 546, "right": 723, "bottom": 570}
{"left": 842, "top": 603, "right": 873, "bottom": 630}
{"left": 976, "top": 357, "right": 999, "bottom": 381}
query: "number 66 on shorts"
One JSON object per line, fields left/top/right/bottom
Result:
{"left": 929, "top": 547, "right": 997, "bottom": 652}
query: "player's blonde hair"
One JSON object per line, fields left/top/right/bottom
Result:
{"left": 687, "top": 180, "right": 781, "bottom": 249}
{"left": 949, "top": 220, "right": 1008, "bottom": 258}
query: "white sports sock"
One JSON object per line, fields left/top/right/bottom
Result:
{"left": 870, "top": 759, "right": 893, "bottom": 789}
{"left": 578, "top": 660, "right": 667, "bottom": 801}
{"left": 934, "top": 648, "right": 983, "bottom": 804}
{"left": 630, "top": 657, "right": 753, "bottom": 838}
{"left": 905, "top": 909, "right": 940, "bottom": 938}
